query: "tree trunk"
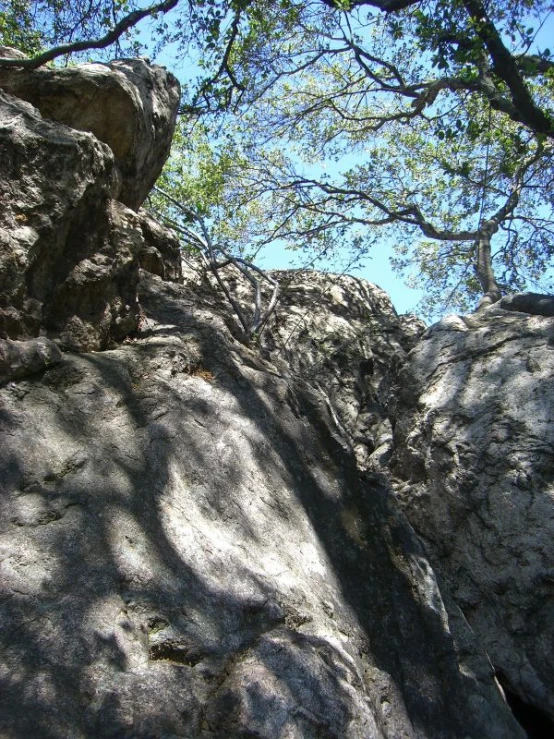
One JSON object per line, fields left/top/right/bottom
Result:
{"left": 474, "top": 224, "right": 502, "bottom": 310}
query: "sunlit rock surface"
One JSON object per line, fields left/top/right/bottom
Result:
{"left": 261, "top": 270, "right": 425, "bottom": 471}
{"left": 1, "top": 49, "right": 551, "bottom": 738}
{"left": 187, "top": 266, "right": 426, "bottom": 472}
{"left": 0, "top": 55, "right": 180, "bottom": 210}
{"left": 390, "top": 306, "right": 554, "bottom": 722}
{"left": 0, "top": 273, "right": 522, "bottom": 738}
{"left": 0, "top": 58, "right": 180, "bottom": 351}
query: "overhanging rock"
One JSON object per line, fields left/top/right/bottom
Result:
{"left": 0, "top": 55, "right": 180, "bottom": 210}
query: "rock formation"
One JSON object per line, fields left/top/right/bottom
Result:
{"left": 258, "top": 270, "right": 425, "bottom": 471}
{"left": 1, "top": 53, "right": 553, "bottom": 738}
{"left": 0, "top": 270, "right": 524, "bottom": 739}
{"left": 0, "top": 56, "right": 180, "bottom": 210}
{"left": 389, "top": 307, "right": 554, "bottom": 724}
{"left": 0, "top": 55, "right": 180, "bottom": 352}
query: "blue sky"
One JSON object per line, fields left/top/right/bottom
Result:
{"left": 152, "top": 47, "right": 426, "bottom": 316}
{"left": 145, "top": 3, "right": 553, "bottom": 320}
{"left": 149, "top": 13, "right": 427, "bottom": 316}
{"left": 256, "top": 238, "right": 425, "bottom": 316}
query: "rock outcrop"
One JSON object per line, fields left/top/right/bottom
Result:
{"left": 2, "top": 51, "right": 553, "bottom": 739}
{"left": 179, "top": 266, "right": 425, "bottom": 471}
{"left": 0, "top": 337, "right": 62, "bottom": 384}
{"left": 0, "top": 56, "right": 180, "bottom": 352}
{"left": 0, "top": 56, "right": 180, "bottom": 210}
{"left": 259, "top": 270, "right": 425, "bottom": 470}
{"left": 0, "top": 272, "right": 524, "bottom": 739}
{"left": 138, "top": 210, "right": 183, "bottom": 282}
{"left": 389, "top": 307, "right": 554, "bottom": 723}
{"left": 181, "top": 266, "right": 554, "bottom": 732}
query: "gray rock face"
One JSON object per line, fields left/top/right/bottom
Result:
{"left": 0, "top": 273, "right": 523, "bottom": 739}
{"left": 0, "top": 56, "right": 181, "bottom": 351}
{"left": 1, "top": 49, "right": 551, "bottom": 736}
{"left": 52, "top": 199, "right": 144, "bottom": 351}
{"left": 188, "top": 266, "right": 425, "bottom": 471}
{"left": 259, "top": 272, "right": 425, "bottom": 472}
{"left": 0, "top": 89, "right": 138, "bottom": 349}
{"left": 389, "top": 308, "right": 554, "bottom": 720}
{"left": 500, "top": 291, "right": 554, "bottom": 316}
{"left": 0, "top": 56, "right": 180, "bottom": 210}
{"left": 0, "top": 337, "right": 62, "bottom": 384}
{"left": 138, "top": 210, "right": 183, "bottom": 282}
{"left": 221, "top": 265, "right": 554, "bottom": 726}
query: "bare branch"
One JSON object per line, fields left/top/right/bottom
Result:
{"left": 462, "top": 0, "right": 553, "bottom": 137}
{"left": 286, "top": 177, "right": 479, "bottom": 240}
{"left": 191, "top": 6, "right": 247, "bottom": 113}
{"left": 0, "top": 0, "right": 180, "bottom": 70}
{"left": 152, "top": 185, "right": 280, "bottom": 342}
{"left": 321, "top": 0, "right": 420, "bottom": 10}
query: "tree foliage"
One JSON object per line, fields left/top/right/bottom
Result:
{"left": 2, "top": 0, "right": 554, "bottom": 317}
{"left": 0, "top": 1, "right": 43, "bottom": 54}
{"left": 147, "top": 119, "right": 281, "bottom": 341}
{"left": 210, "top": 0, "right": 554, "bottom": 315}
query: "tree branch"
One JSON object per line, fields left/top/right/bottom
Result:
{"left": 0, "top": 0, "right": 180, "bottom": 69}
{"left": 325, "top": 0, "right": 553, "bottom": 137}
{"left": 287, "top": 177, "right": 479, "bottom": 240}
{"left": 461, "top": 0, "right": 553, "bottom": 137}
{"left": 321, "top": 0, "right": 420, "bottom": 11}
{"left": 152, "top": 185, "right": 279, "bottom": 342}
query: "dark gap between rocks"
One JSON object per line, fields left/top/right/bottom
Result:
{"left": 498, "top": 675, "right": 554, "bottom": 738}
{"left": 149, "top": 640, "right": 205, "bottom": 667}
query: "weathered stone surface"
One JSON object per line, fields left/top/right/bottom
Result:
{"left": 0, "top": 47, "right": 26, "bottom": 60}
{"left": 0, "top": 273, "right": 523, "bottom": 739}
{"left": 138, "top": 209, "right": 183, "bottom": 282}
{"left": 0, "top": 91, "right": 141, "bottom": 351}
{"left": 389, "top": 306, "right": 554, "bottom": 721}
{"left": 0, "top": 337, "right": 62, "bottom": 385}
{"left": 2, "top": 48, "right": 550, "bottom": 733}
{"left": 234, "top": 269, "right": 425, "bottom": 471}
{"left": 52, "top": 200, "right": 144, "bottom": 351}
{"left": 0, "top": 56, "right": 180, "bottom": 210}
{"left": 500, "top": 291, "right": 554, "bottom": 316}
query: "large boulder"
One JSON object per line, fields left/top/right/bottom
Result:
{"left": 0, "top": 273, "right": 523, "bottom": 739}
{"left": 389, "top": 306, "right": 554, "bottom": 721}
{"left": 0, "top": 53, "right": 181, "bottom": 351}
{"left": 192, "top": 267, "right": 425, "bottom": 470}
{"left": 0, "top": 56, "right": 180, "bottom": 210}
{"left": 260, "top": 271, "right": 425, "bottom": 470}
{"left": 0, "top": 89, "right": 141, "bottom": 350}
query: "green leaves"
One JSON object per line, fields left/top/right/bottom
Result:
{"left": 0, "top": 1, "right": 43, "bottom": 54}
{"left": 10, "top": 0, "right": 552, "bottom": 318}
{"left": 206, "top": 1, "right": 554, "bottom": 315}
